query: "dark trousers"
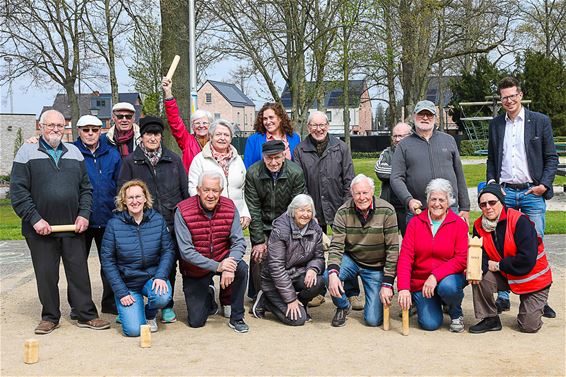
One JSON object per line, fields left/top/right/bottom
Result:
{"left": 248, "top": 231, "right": 271, "bottom": 299}
{"left": 264, "top": 272, "right": 325, "bottom": 326}
{"left": 394, "top": 207, "right": 408, "bottom": 237}
{"left": 164, "top": 230, "right": 179, "bottom": 309}
{"left": 182, "top": 260, "right": 248, "bottom": 327}
{"left": 84, "top": 228, "right": 116, "bottom": 313}
{"left": 26, "top": 234, "right": 98, "bottom": 323}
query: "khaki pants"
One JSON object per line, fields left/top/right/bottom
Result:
{"left": 472, "top": 271, "right": 549, "bottom": 333}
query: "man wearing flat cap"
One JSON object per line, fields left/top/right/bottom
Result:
{"left": 469, "top": 183, "right": 553, "bottom": 333}
{"left": 245, "top": 140, "right": 306, "bottom": 303}
{"left": 118, "top": 116, "right": 189, "bottom": 323}
{"left": 106, "top": 102, "right": 141, "bottom": 158}
{"left": 391, "top": 100, "right": 470, "bottom": 224}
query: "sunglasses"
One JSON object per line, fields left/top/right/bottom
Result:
{"left": 115, "top": 114, "right": 133, "bottom": 120}
{"left": 479, "top": 199, "right": 499, "bottom": 209}
{"left": 80, "top": 127, "right": 100, "bottom": 133}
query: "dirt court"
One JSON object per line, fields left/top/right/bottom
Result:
{"left": 1, "top": 241, "right": 564, "bottom": 376}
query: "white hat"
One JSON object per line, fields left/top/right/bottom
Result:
{"left": 112, "top": 102, "right": 135, "bottom": 113}
{"left": 76, "top": 115, "right": 103, "bottom": 128}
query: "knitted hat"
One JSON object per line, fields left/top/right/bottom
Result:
{"left": 478, "top": 183, "right": 506, "bottom": 205}
{"left": 139, "top": 116, "right": 164, "bottom": 135}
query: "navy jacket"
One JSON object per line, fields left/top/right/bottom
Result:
{"left": 487, "top": 109, "right": 558, "bottom": 199}
{"left": 101, "top": 209, "right": 175, "bottom": 299}
{"left": 74, "top": 137, "right": 122, "bottom": 228}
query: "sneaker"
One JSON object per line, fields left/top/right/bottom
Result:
{"left": 147, "top": 318, "right": 158, "bottom": 332}
{"left": 115, "top": 315, "right": 121, "bottom": 324}
{"left": 161, "top": 308, "right": 177, "bottom": 323}
{"left": 543, "top": 304, "right": 556, "bottom": 319}
{"left": 208, "top": 285, "right": 219, "bottom": 316}
{"left": 495, "top": 298, "right": 510, "bottom": 313}
{"left": 348, "top": 295, "right": 364, "bottom": 311}
{"left": 221, "top": 305, "right": 232, "bottom": 318}
{"left": 77, "top": 318, "right": 111, "bottom": 330}
{"left": 251, "top": 290, "right": 265, "bottom": 319}
{"left": 469, "top": 316, "right": 502, "bottom": 334}
{"left": 35, "top": 320, "right": 60, "bottom": 335}
{"left": 228, "top": 319, "right": 249, "bottom": 333}
{"left": 449, "top": 316, "right": 465, "bottom": 333}
{"left": 308, "top": 294, "right": 325, "bottom": 308}
{"left": 331, "top": 304, "right": 351, "bottom": 327}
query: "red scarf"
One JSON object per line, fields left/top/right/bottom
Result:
{"left": 210, "top": 144, "right": 233, "bottom": 177}
{"left": 114, "top": 128, "right": 134, "bottom": 157}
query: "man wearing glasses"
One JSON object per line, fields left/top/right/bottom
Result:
{"left": 391, "top": 100, "right": 470, "bottom": 225}
{"left": 11, "top": 110, "right": 110, "bottom": 334}
{"left": 486, "top": 76, "right": 558, "bottom": 318}
{"left": 106, "top": 102, "right": 140, "bottom": 158}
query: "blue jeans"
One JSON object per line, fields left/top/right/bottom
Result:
{"left": 324, "top": 254, "right": 384, "bottom": 327}
{"left": 412, "top": 273, "right": 465, "bottom": 331}
{"left": 115, "top": 279, "right": 172, "bottom": 337}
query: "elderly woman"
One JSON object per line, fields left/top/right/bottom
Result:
{"left": 243, "top": 102, "right": 301, "bottom": 169}
{"left": 162, "top": 77, "right": 212, "bottom": 171}
{"left": 101, "top": 180, "right": 175, "bottom": 337}
{"left": 251, "top": 194, "right": 325, "bottom": 326}
{"left": 397, "top": 178, "right": 468, "bottom": 332}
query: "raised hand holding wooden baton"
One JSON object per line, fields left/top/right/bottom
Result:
{"left": 165, "top": 55, "right": 180, "bottom": 80}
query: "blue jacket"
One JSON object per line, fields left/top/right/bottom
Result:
{"left": 101, "top": 209, "right": 175, "bottom": 299}
{"left": 74, "top": 137, "right": 122, "bottom": 228}
{"left": 243, "top": 132, "right": 301, "bottom": 169}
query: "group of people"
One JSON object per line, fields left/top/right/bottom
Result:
{"left": 11, "top": 76, "right": 557, "bottom": 338}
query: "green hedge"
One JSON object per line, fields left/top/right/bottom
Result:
{"left": 351, "top": 152, "right": 381, "bottom": 159}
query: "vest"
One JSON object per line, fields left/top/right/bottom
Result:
{"left": 474, "top": 208, "right": 552, "bottom": 294}
{"left": 177, "top": 196, "right": 235, "bottom": 278}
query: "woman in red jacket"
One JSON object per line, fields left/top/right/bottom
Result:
{"left": 397, "top": 178, "right": 469, "bottom": 332}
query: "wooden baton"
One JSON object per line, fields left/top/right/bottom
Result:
{"left": 165, "top": 55, "right": 181, "bottom": 80}
{"left": 402, "top": 308, "right": 409, "bottom": 336}
{"left": 50, "top": 225, "right": 76, "bottom": 232}
{"left": 140, "top": 325, "right": 151, "bottom": 348}
{"left": 383, "top": 306, "right": 390, "bottom": 331}
{"left": 24, "top": 339, "right": 39, "bottom": 364}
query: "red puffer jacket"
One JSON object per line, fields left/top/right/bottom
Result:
{"left": 164, "top": 98, "right": 202, "bottom": 172}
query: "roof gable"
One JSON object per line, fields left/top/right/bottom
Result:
{"left": 202, "top": 80, "right": 255, "bottom": 107}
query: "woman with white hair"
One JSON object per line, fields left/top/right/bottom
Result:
{"left": 396, "top": 178, "right": 469, "bottom": 332}
{"left": 162, "top": 77, "right": 212, "bottom": 171}
{"left": 251, "top": 194, "right": 325, "bottom": 326}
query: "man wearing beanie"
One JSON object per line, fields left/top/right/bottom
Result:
{"left": 468, "top": 183, "right": 553, "bottom": 333}
{"left": 118, "top": 116, "right": 189, "bottom": 324}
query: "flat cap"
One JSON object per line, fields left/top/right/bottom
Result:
{"left": 76, "top": 115, "right": 102, "bottom": 128}
{"left": 262, "top": 140, "right": 285, "bottom": 155}
{"left": 112, "top": 102, "right": 135, "bottom": 113}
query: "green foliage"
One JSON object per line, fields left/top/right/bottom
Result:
{"left": 142, "top": 92, "right": 161, "bottom": 116}
{"left": 460, "top": 139, "right": 488, "bottom": 156}
{"left": 13, "top": 127, "right": 23, "bottom": 158}
{"left": 351, "top": 152, "right": 381, "bottom": 159}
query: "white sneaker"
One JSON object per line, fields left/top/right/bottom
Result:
{"left": 450, "top": 316, "right": 464, "bottom": 333}
{"left": 222, "top": 305, "right": 231, "bottom": 318}
{"left": 147, "top": 318, "right": 158, "bottom": 333}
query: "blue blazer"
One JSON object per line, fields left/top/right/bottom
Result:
{"left": 243, "top": 132, "right": 301, "bottom": 169}
{"left": 486, "top": 108, "right": 558, "bottom": 199}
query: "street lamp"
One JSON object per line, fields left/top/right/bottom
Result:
{"left": 3, "top": 57, "right": 14, "bottom": 113}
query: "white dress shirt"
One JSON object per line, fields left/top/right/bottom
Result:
{"left": 500, "top": 107, "right": 532, "bottom": 184}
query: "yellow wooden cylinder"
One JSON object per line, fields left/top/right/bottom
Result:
{"left": 383, "top": 306, "right": 390, "bottom": 331}
{"left": 467, "top": 236, "right": 483, "bottom": 281}
{"left": 24, "top": 339, "right": 39, "bottom": 364}
{"left": 140, "top": 325, "right": 151, "bottom": 348}
{"left": 402, "top": 309, "right": 409, "bottom": 336}
{"left": 50, "top": 224, "right": 76, "bottom": 232}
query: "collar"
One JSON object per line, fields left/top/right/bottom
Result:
{"left": 40, "top": 136, "right": 63, "bottom": 152}
{"left": 353, "top": 197, "right": 376, "bottom": 217}
{"left": 259, "top": 160, "right": 287, "bottom": 180}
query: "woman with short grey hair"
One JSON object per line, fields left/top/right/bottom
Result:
{"left": 286, "top": 194, "right": 316, "bottom": 219}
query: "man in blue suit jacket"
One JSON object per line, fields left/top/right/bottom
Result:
{"left": 486, "top": 76, "right": 558, "bottom": 318}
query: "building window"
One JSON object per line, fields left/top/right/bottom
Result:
{"left": 214, "top": 112, "right": 221, "bottom": 120}
{"left": 205, "top": 93, "right": 212, "bottom": 103}
{"left": 326, "top": 111, "right": 332, "bottom": 122}
{"left": 96, "top": 100, "right": 106, "bottom": 107}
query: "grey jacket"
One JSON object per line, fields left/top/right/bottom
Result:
{"left": 374, "top": 145, "right": 403, "bottom": 208}
{"left": 293, "top": 136, "right": 354, "bottom": 225}
{"left": 261, "top": 213, "right": 325, "bottom": 304}
{"left": 390, "top": 131, "right": 470, "bottom": 211}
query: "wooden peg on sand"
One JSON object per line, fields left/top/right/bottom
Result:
{"left": 140, "top": 325, "right": 151, "bottom": 348}
{"left": 383, "top": 306, "right": 390, "bottom": 331}
{"left": 24, "top": 339, "right": 39, "bottom": 364}
{"left": 402, "top": 308, "right": 409, "bottom": 336}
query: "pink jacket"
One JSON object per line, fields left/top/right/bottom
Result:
{"left": 164, "top": 99, "right": 202, "bottom": 172}
{"left": 397, "top": 209, "right": 468, "bottom": 292}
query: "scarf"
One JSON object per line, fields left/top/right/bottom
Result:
{"left": 481, "top": 213, "right": 500, "bottom": 233}
{"left": 308, "top": 134, "right": 329, "bottom": 157}
{"left": 139, "top": 143, "right": 162, "bottom": 167}
{"left": 114, "top": 128, "right": 134, "bottom": 157}
{"left": 211, "top": 144, "right": 233, "bottom": 177}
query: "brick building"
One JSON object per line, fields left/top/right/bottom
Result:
{"left": 0, "top": 113, "right": 37, "bottom": 176}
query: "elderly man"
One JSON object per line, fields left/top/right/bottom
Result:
{"left": 391, "top": 100, "right": 470, "bottom": 224}
{"left": 11, "top": 110, "right": 110, "bottom": 334}
{"left": 74, "top": 115, "right": 122, "bottom": 315}
{"left": 162, "top": 77, "right": 212, "bottom": 171}
{"left": 293, "top": 110, "right": 361, "bottom": 309}
{"left": 245, "top": 140, "right": 306, "bottom": 302}
{"left": 174, "top": 171, "right": 249, "bottom": 333}
{"left": 106, "top": 102, "right": 140, "bottom": 158}
{"left": 118, "top": 116, "right": 189, "bottom": 323}
{"left": 375, "top": 122, "right": 412, "bottom": 236}
{"left": 486, "top": 77, "right": 558, "bottom": 317}
{"left": 469, "top": 183, "right": 553, "bottom": 333}
{"left": 325, "top": 174, "right": 399, "bottom": 327}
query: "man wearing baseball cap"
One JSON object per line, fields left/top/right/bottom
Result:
{"left": 106, "top": 102, "right": 140, "bottom": 158}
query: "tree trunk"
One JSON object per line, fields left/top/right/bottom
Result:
{"left": 383, "top": 0, "right": 397, "bottom": 128}
{"left": 105, "top": 0, "right": 119, "bottom": 105}
{"left": 342, "top": 22, "right": 351, "bottom": 147}
{"left": 65, "top": 81, "right": 80, "bottom": 140}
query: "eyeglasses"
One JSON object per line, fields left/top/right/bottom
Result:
{"left": 416, "top": 112, "right": 435, "bottom": 119}
{"left": 41, "top": 123, "right": 65, "bottom": 130}
{"left": 479, "top": 199, "right": 499, "bottom": 209}
{"left": 501, "top": 93, "right": 521, "bottom": 103}
{"left": 80, "top": 127, "right": 100, "bottom": 133}
{"left": 308, "top": 123, "right": 328, "bottom": 129}
{"left": 126, "top": 195, "right": 145, "bottom": 202}
{"left": 193, "top": 121, "right": 209, "bottom": 126}
{"left": 114, "top": 114, "right": 133, "bottom": 120}
{"left": 392, "top": 133, "right": 411, "bottom": 139}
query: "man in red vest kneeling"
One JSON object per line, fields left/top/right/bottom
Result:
{"left": 174, "top": 170, "right": 249, "bottom": 333}
{"left": 469, "top": 183, "right": 553, "bottom": 333}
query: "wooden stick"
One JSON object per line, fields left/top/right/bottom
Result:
{"left": 24, "top": 339, "right": 39, "bottom": 364}
{"left": 50, "top": 225, "right": 76, "bottom": 232}
{"left": 140, "top": 325, "right": 151, "bottom": 348}
{"left": 165, "top": 55, "right": 181, "bottom": 80}
{"left": 383, "top": 306, "right": 390, "bottom": 331}
{"left": 402, "top": 308, "right": 409, "bottom": 336}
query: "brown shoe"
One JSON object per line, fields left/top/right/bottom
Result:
{"left": 348, "top": 295, "right": 365, "bottom": 311}
{"left": 77, "top": 318, "right": 110, "bottom": 330}
{"left": 308, "top": 294, "right": 325, "bottom": 308}
{"left": 35, "top": 320, "right": 60, "bottom": 335}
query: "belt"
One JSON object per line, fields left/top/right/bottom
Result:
{"left": 502, "top": 182, "right": 530, "bottom": 190}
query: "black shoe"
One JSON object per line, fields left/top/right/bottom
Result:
{"left": 469, "top": 316, "right": 502, "bottom": 334}
{"left": 70, "top": 311, "right": 79, "bottom": 321}
{"left": 251, "top": 290, "right": 266, "bottom": 319}
{"left": 495, "top": 298, "right": 510, "bottom": 314}
{"left": 543, "top": 304, "right": 556, "bottom": 319}
{"left": 331, "top": 304, "right": 351, "bottom": 327}
{"left": 208, "top": 285, "right": 219, "bottom": 316}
